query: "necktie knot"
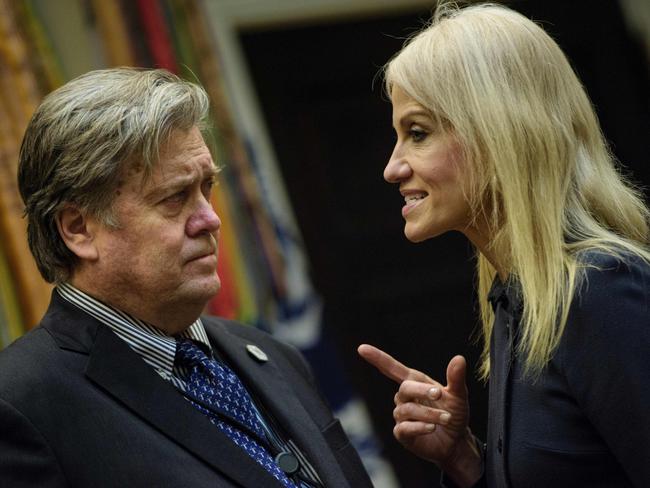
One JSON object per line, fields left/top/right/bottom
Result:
{"left": 175, "top": 338, "right": 211, "bottom": 368}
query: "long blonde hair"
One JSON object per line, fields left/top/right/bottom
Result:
{"left": 385, "top": 2, "right": 650, "bottom": 377}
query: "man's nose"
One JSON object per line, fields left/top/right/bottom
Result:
{"left": 186, "top": 199, "right": 221, "bottom": 237}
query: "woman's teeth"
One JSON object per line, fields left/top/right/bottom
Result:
{"left": 405, "top": 193, "right": 427, "bottom": 204}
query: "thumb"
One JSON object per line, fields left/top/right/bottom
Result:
{"left": 446, "top": 355, "right": 468, "bottom": 399}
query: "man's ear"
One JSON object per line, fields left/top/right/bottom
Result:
{"left": 56, "top": 206, "right": 99, "bottom": 261}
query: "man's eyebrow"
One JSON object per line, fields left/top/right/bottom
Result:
{"left": 205, "top": 165, "right": 220, "bottom": 179}
{"left": 144, "top": 166, "right": 219, "bottom": 201}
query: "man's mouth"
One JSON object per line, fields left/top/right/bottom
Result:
{"left": 188, "top": 251, "right": 216, "bottom": 263}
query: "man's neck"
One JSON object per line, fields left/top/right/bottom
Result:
{"left": 66, "top": 278, "right": 200, "bottom": 336}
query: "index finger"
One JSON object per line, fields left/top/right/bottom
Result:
{"left": 358, "top": 344, "right": 431, "bottom": 384}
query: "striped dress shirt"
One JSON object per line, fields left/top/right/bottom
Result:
{"left": 57, "top": 283, "right": 321, "bottom": 487}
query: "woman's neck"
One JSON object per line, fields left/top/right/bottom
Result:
{"left": 461, "top": 222, "right": 509, "bottom": 281}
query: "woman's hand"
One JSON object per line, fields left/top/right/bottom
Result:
{"left": 358, "top": 344, "right": 482, "bottom": 486}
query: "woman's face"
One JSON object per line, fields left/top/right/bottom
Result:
{"left": 384, "top": 86, "right": 472, "bottom": 243}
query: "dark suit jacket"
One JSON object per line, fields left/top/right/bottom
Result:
{"left": 0, "top": 291, "right": 372, "bottom": 487}
{"left": 484, "top": 251, "right": 650, "bottom": 487}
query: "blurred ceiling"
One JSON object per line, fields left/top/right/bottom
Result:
{"left": 211, "top": 0, "right": 433, "bottom": 28}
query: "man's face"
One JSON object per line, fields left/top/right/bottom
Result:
{"left": 79, "top": 126, "right": 221, "bottom": 331}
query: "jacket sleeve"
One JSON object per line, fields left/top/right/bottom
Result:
{"left": 0, "top": 396, "right": 68, "bottom": 487}
{"left": 559, "top": 254, "right": 650, "bottom": 486}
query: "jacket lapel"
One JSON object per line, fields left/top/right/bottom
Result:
{"left": 45, "top": 294, "right": 283, "bottom": 488}
{"left": 207, "top": 322, "right": 350, "bottom": 488}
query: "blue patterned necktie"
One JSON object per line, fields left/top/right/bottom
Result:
{"left": 175, "top": 338, "right": 298, "bottom": 488}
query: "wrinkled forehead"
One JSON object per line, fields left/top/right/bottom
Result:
{"left": 121, "top": 126, "right": 215, "bottom": 187}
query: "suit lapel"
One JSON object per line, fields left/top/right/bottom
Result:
{"left": 207, "top": 322, "right": 350, "bottom": 488}
{"left": 45, "top": 295, "right": 283, "bottom": 488}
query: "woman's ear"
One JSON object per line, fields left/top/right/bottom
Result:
{"left": 56, "top": 206, "right": 99, "bottom": 261}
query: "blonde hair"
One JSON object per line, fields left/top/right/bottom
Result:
{"left": 385, "top": 2, "right": 650, "bottom": 377}
{"left": 19, "top": 68, "right": 210, "bottom": 284}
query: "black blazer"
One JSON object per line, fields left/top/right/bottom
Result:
{"left": 484, "top": 251, "right": 650, "bottom": 487}
{"left": 0, "top": 292, "right": 372, "bottom": 487}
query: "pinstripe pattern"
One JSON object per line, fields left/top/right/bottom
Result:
{"left": 56, "top": 284, "right": 321, "bottom": 487}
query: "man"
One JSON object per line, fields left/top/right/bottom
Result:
{"left": 0, "top": 68, "right": 372, "bottom": 487}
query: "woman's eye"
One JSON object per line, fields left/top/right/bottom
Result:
{"left": 409, "top": 129, "right": 427, "bottom": 143}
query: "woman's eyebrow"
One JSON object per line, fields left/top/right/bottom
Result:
{"left": 396, "top": 109, "right": 432, "bottom": 128}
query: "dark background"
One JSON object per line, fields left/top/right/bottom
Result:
{"left": 240, "top": 1, "right": 649, "bottom": 485}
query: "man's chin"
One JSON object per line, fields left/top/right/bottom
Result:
{"left": 199, "top": 278, "right": 221, "bottom": 300}
{"left": 180, "top": 276, "right": 221, "bottom": 302}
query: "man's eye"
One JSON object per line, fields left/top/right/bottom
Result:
{"left": 202, "top": 178, "right": 215, "bottom": 198}
{"left": 409, "top": 129, "right": 427, "bottom": 143}
{"left": 163, "top": 191, "right": 187, "bottom": 204}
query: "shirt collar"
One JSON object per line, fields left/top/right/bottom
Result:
{"left": 56, "top": 283, "right": 211, "bottom": 376}
{"left": 487, "top": 274, "right": 523, "bottom": 314}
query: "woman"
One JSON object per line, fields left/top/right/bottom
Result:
{"left": 358, "top": 2, "right": 650, "bottom": 487}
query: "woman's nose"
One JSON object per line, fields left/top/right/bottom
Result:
{"left": 384, "top": 148, "right": 412, "bottom": 183}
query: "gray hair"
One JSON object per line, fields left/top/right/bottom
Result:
{"left": 18, "top": 67, "right": 211, "bottom": 283}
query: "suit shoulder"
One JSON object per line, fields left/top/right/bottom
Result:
{"left": 200, "top": 315, "right": 311, "bottom": 376}
{"left": 0, "top": 327, "right": 67, "bottom": 403}
{"left": 575, "top": 248, "right": 650, "bottom": 303}
{"left": 561, "top": 248, "right": 650, "bottom": 354}
{"left": 577, "top": 248, "right": 650, "bottom": 275}
{"left": 200, "top": 315, "right": 254, "bottom": 333}
{"left": 0, "top": 327, "right": 57, "bottom": 371}
{"left": 201, "top": 315, "right": 288, "bottom": 347}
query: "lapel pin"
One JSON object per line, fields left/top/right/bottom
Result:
{"left": 246, "top": 344, "right": 268, "bottom": 362}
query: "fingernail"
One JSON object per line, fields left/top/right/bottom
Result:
{"left": 426, "top": 423, "right": 436, "bottom": 432}
{"left": 428, "top": 387, "right": 439, "bottom": 398}
{"left": 440, "top": 413, "right": 451, "bottom": 424}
